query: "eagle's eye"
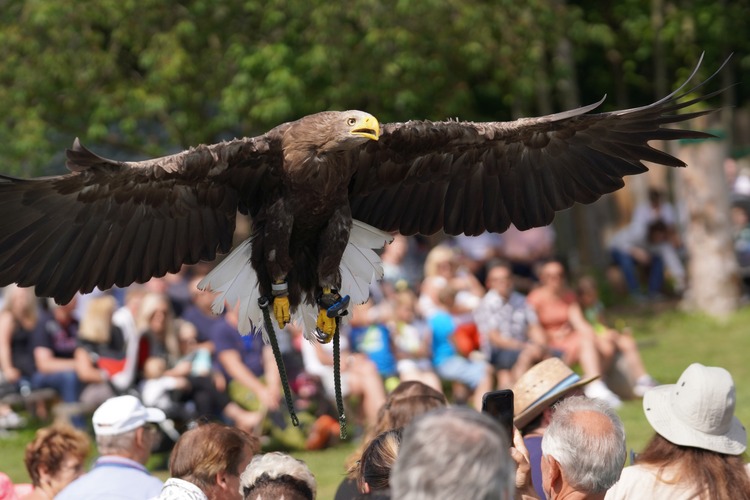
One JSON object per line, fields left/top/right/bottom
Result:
{"left": 347, "top": 117, "right": 357, "bottom": 126}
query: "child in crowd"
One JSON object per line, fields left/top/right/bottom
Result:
{"left": 387, "top": 289, "right": 442, "bottom": 392}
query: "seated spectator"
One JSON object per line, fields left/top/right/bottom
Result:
{"left": 497, "top": 224, "right": 556, "bottom": 291}
{"left": 31, "top": 299, "right": 81, "bottom": 415}
{"left": 0, "top": 472, "right": 31, "bottom": 500}
{"left": 301, "top": 326, "right": 386, "bottom": 432}
{"left": 576, "top": 276, "right": 657, "bottom": 397}
{"left": 390, "top": 407, "right": 515, "bottom": 500}
{"left": 732, "top": 202, "right": 750, "bottom": 265}
{"left": 356, "top": 428, "right": 403, "bottom": 498}
{"left": 606, "top": 363, "right": 750, "bottom": 500}
{"left": 0, "top": 284, "right": 42, "bottom": 397}
{"left": 541, "top": 396, "right": 626, "bottom": 499}
{"left": 387, "top": 289, "right": 442, "bottom": 392}
{"left": 335, "top": 380, "right": 447, "bottom": 500}
{"left": 156, "top": 421, "right": 260, "bottom": 500}
{"left": 429, "top": 286, "right": 493, "bottom": 409}
{"left": 512, "top": 358, "right": 598, "bottom": 499}
{"left": 182, "top": 275, "right": 223, "bottom": 346}
{"left": 212, "top": 304, "right": 279, "bottom": 433}
{"left": 22, "top": 424, "right": 90, "bottom": 500}
{"left": 348, "top": 301, "right": 398, "bottom": 385}
{"left": 474, "top": 261, "right": 551, "bottom": 388}
{"left": 73, "top": 295, "right": 130, "bottom": 408}
{"left": 136, "top": 292, "right": 191, "bottom": 415}
{"left": 608, "top": 188, "right": 684, "bottom": 297}
{"left": 57, "top": 395, "right": 165, "bottom": 500}
{"left": 527, "top": 261, "right": 621, "bottom": 407}
{"left": 418, "top": 245, "right": 484, "bottom": 320}
{"left": 240, "top": 452, "right": 317, "bottom": 500}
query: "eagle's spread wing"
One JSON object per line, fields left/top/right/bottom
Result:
{"left": 0, "top": 134, "right": 283, "bottom": 303}
{"left": 348, "top": 58, "right": 721, "bottom": 236}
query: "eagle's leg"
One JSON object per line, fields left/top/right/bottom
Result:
{"left": 314, "top": 206, "right": 353, "bottom": 342}
{"left": 314, "top": 287, "right": 350, "bottom": 343}
{"left": 264, "top": 199, "right": 294, "bottom": 328}
{"left": 271, "top": 281, "right": 290, "bottom": 329}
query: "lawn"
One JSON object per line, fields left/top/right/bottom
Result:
{"left": 2, "top": 304, "right": 749, "bottom": 499}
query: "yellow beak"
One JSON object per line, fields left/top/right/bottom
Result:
{"left": 351, "top": 114, "right": 380, "bottom": 141}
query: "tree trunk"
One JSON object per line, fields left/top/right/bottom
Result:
{"left": 679, "top": 136, "right": 740, "bottom": 317}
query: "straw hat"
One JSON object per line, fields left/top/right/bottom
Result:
{"left": 644, "top": 363, "right": 747, "bottom": 455}
{"left": 512, "top": 357, "right": 598, "bottom": 429}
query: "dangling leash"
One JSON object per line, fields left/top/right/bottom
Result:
{"left": 333, "top": 317, "right": 347, "bottom": 439}
{"left": 258, "top": 296, "right": 299, "bottom": 427}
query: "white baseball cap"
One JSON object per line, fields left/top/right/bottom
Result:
{"left": 643, "top": 363, "right": 747, "bottom": 455}
{"left": 92, "top": 395, "right": 166, "bottom": 436}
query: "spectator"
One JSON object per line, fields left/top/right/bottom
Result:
{"left": 22, "top": 424, "right": 90, "bottom": 500}
{"left": 497, "top": 224, "right": 556, "bottom": 291}
{"left": 113, "top": 286, "right": 147, "bottom": 345}
{"left": 0, "top": 472, "right": 30, "bottom": 500}
{"left": 605, "top": 363, "right": 750, "bottom": 500}
{"left": 156, "top": 422, "right": 260, "bottom": 500}
{"left": 429, "top": 286, "right": 493, "bottom": 409}
{"left": 731, "top": 202, "right": 750, "bottom": 267}
{"left": 513, "top": 357, "right": 598, "bottom": 498}
{"left": 31, "top": 299, "right": 81, "bottom": 413}
{"left": 211, "top": 304, "right": 279, "bottom": 433}
{"left": 527, "top": 261, "right": 621, "bottom": 407}
{"left": 356, "top": 428, "right": 403, "bottom": 498}
{"left": 418, "top": 245, "right": 484, "bottom": 320}
{"left": 73, "top": 295, "right": 129, "bottom": 408}
{"left": 541, "top": 396, "right": 626, "bottom": 500}
{"left": 387, "top": 289, "right": 442, "bottom": 392}
{"left": 576, "top": 276, "right": 657, "bottom": 397}
{"left": 136, "top": 292, "right": 190, "bottom": 415}
{"left": 57, "top": 395, "right": 165, "bottom": 500}
{"left": 474, "top": 261, "right": 551, "bottom": 387}
{"left": 390, "top": 407, "right": 515, "bottom": 500}
{"left": 182, "top": 276, "right": 223, "bottom": 346}
{"left": 0, "top": 284, "right": 42, "bottom": 396}
{"left": 348, "top": 301, "right": 398, "bottom": 384}
{"left": 608, "top": 188, "right": 685, "bottom": 297}
{"left": 240, "top": 452, "right": 317, "bottom": 500}
{"left": 335, "top": 381, "right": 447, "bottom": 500}
{"left": 301, "top": 327, "right": 386, "bottom": 431}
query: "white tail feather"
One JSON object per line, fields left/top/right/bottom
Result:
{"left": 198, "top": 220, "right": 393, "bottom": 338}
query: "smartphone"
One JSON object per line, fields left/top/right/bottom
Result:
{"left": 481, "top": 389, "right": 514, "bottom": 443}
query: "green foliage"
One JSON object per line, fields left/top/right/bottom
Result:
{"left": 1, "top": 0, "right": 747, "bottom": 175}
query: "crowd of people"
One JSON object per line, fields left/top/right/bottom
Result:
{"left": 0, "top": 359, "right": 745, "bottom": 499}
{"left": 0, "top": 225, "right": 664, "bottom": 439}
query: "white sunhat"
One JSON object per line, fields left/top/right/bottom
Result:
{"left": 643, "top": 363, "right": 747, "bottom": 455}
{"left": 92, "top": 395, "right": 166, "bottom": 436}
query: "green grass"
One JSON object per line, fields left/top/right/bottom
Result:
{"left": 3, "top": 305, "right": 750, "bottom": 495}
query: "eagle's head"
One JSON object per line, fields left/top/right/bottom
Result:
{"left": 284, "top": 111, "right": 380, "bottom": 158}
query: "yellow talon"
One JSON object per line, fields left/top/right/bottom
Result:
{"left": 273, "top": 295, "right": 290, "bottom": 328}
{"left": 315, "top": 309, "right": 336, "bottom": 343}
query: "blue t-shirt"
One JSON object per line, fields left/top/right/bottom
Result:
{"left": 210, "top": 319, "right": 264, "bottom": 380}
{"left": 182, "top": 305, "right": 223, "bottom": 343}
{"left": 429, "top": 311, "right": 457, "bottom": 368}
{"left": 350, "top": 324, "right": 397, "bottom": 377}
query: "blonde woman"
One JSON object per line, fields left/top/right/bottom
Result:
{"left": 0, "top": 284, "right": 41, "bottom": 428}
{"left": 418, "top": 245, "right": 484, "bottom": 320}
{"left": 74, "top": 295, "right": 127, "bottom": 407}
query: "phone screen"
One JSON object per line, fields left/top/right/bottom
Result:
{"left": 481, "top": 389, "right": 514, "bottom": 443}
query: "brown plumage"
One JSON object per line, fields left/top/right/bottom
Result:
{"left": 0, "top": 58, "right": 723, "bottom": 309}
